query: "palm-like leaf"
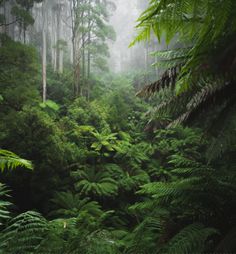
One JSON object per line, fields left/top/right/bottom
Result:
{"left": 0, "top": 183, "right": 11, "bottom": 226}
{"left": 0, "top": 149, "right": 33, "bottom": 172}
{"left": 0, "top": 149, "right": 32, "bottom": 228}
{"left": 0, "top": 211, "right": 48, "bottom": 253}
{"left": 162, "top": 223, "right": 219, "bottom": 254}
{"left": 91, "top": 131, "right": 118, "bottom": 153}
{"left": 73, "top": 167, "right": 118, "bottom": 197}
{"left": 133, "top": 0, "right": 236, "bottom": 133}
{"left": 51, "top": 191, "right": 103, "bottom": 218}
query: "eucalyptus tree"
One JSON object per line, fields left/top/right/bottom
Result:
{"left": 69, "top": 0, "right": 115, "bottom": 98}
{"left": 33, "top": 0, "right": 68, "bottom": 101}
{"left": 50, "top": 0, "right": 67, "bottom": 73}
{"left": 41, "top": 0, "right": 47, "bottom": 102}
{"left": 0, "top": 0, "right": 42, "bottom": 42}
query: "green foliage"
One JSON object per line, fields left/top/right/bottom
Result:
{"left": 46, "top": 67, "right": 74, "bottom": 104}
{"left": 0, "top": 39, "right": 39, "bottom": 111}
{"left": 50, "top": 191, "right": 103, "bottom": 218}
{"left": 73, "top": 166, "right": 118, "bottom": 198}
{"left": 0, "top": 149, "right": 33, "bottom": 172}
{"left": 0, "top": 0, "right": 40, "bottom": 28}
{"left": 0, "top": 211, "right": 48, "bottom": 253}
{"left": 162, "top": 223, "right": 218, "bottom": 254}
{"left": 39, "top": 100, "right": 60, "bottom": 111}
{"left": 1, "top": 8, "right": 236, "bottom": 252}
{"left": 0, "top": 106, "right": 76, "bottom": 212}
{"left": 67, "top": 97, "right": 109, "bottom": 131}
{"left": 91, "top": 130, "right": 118, "bottom": 155}
{"left": 0, "top": 183, "right": 11, "bottom": 226}
{"left": 132, "top": 0, "right": 236, "bottom": 143}
{"left": 0, "top": 149, "right": 33, "bottom": 229}
{"left": 73, "top": 0, "right": 116, "bottom": 95}
{"left": 11, "top": 5, "right": 34, "bottom": 27}
{"left": 127, "top": 127, "right": 236, "bottom": 253}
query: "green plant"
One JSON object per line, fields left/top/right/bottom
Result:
{"left": 161, "top": 223, "right": 218, "bottom": 254}
{"left": 127, "top": 127, "right": 236, "bottom": 253}
{"left": 73, "top": 166, "right": 118, "bottom": 198}
{"left": 0, "top": 183, "right": 11, "bottom": 226}
{"left": 0, "top": 149, "right": 33, "bottom": 172}
{"left": 0, "top": 211, "right": 48, "bottom": 253}
{"left": 132, "top": 0, "right": 236, "bottom": 138}
{"left": 0, "top": 149, "right": 33, "bottom": 227}
{"left": 50, "top": 191, "right": 103, "bottom": 218}
{"left": 91, "top": 130, "right": 118, "bottom": 156}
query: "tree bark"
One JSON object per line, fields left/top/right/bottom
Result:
{"left": 42, "top": 1, "right": 47, "bottom": 102}
{"left": 87, "top": 0, "right": 91, "bottom": 100}
{"left": 58, "top": 2, "right": 64, "bottom": 73}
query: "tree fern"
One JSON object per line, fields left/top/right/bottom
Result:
{"left": 50, "top": 191, "right": 103, "bottom": 218}
{"left": 127, "top": 127, "right": 236, "bottom": 253}
{"left": 72, "top": 166, "right": 118, "bottom": 197}
{"left": 132, "top": 0, "right": 236, "bottom": 137}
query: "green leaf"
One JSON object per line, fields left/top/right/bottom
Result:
{"left": 0, "top": 149, "right": 33, "bottom": 172}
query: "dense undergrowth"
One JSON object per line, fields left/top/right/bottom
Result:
{"left": 1, "top": 0, "right": 236, "bottom": 253}
{"left": 0, "top": 38, "right": 236, "bottom": 254}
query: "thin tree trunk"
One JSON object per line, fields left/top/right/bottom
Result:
{"left": 82, "top": 37, "right": 85, "bottom": 93}
{"left": 59, "top": 49, "right": 64, "bottom": 73}
{"left": 71, "top": 0, "right": 80, "bottom": 96}
{"left": 87, "top": 0, "right": 91, "bottom": 100}
{"left": 58, "top": 2, "right": 63, "bottom": 73}
{"left": 53, "top": 14, "right": 57, "bottom": 72}
{"left": 42, "top": 2, "right": 47, "bottom": 102}
{"left": 81, "top": 0, "right": 85, "bottom": 96}
{"left": 71, "top": 0, "right": 88, "bottom": 97}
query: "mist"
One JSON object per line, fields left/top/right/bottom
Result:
{"left": 108, "top": 0, "right": 141, "bottom": 72}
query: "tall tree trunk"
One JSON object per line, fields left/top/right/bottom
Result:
{"left": 58, "top": 2, "right": 64, "bottom": 73}
{"left": 81, "top": 0, "right": 85, "bottom": 96}
{"left": 52, "top": 9, "right": 57, "bottom": 72}
{"left": 23, "top": 21, "right": 26, "bottom": 43}
{"left": 4, "top": 0, "right": 12, "bottom": 37}
{"left": 87, "top": 0, "right": 91, "bottom": 100}
{"left": 56, "top": 2, "right": 60, "bottom": 71}
{"left": 82, "top": 36, "right": 85, "bottom": 94}
{"left": 71, "top": 0, "right": 80, "bottom": 96}
{"left": 59, "top": 49, "right": 64, "bottom": 73}
{"left": 42, "top": 1, "right": 47, "bottom": 102}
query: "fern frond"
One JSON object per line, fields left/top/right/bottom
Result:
{"left": 136, "top": 65, "right": 181, "bottom": 97}
{"left": 133, "top": 0, "right": 236, "bottom": 134}
{"left": 162, "top": 223, "right": 219, "bottom": 254}
{"left": 138, "top": 176, "right": 203, "bottom": 207}
{"left": 0, "top": 149, "right": 33, "bottom": 172}
{"left": 73, "top": 167, "right": 118, "bottom": 197}
{"left": 0, "top": 183, "right": 11, "bottom": 225}
{"left": 126, "top": 216, "right": 164, "bottom": 254}
{"left": 129, "top": 26, "right": 151, "bottom": 47}
{"left": 0, "top": 211, "right": 48, "bottom": 253}
{"left": 50, "top": 191, "right": 103, "bottom": 218}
